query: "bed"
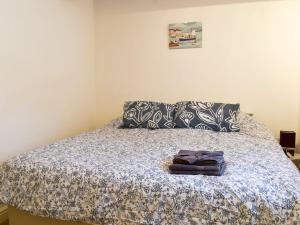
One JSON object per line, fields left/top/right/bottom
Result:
{"left": 0, "top": 113, "right": 300, "bottom": 225}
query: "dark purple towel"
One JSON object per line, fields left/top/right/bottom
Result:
{"left": 170, "top": 163, "right": 225, "bottom": 176}
{"left": 177, "top": 150, "right": 224, "bottom": 157}
{"left": 173, "top": 155, "right": 224, "bottom": 166}
{"left": 169, "top": 163, "right": 224, "bottom": 172}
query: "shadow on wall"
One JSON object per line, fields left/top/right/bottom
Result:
{"left": 96, "top": 0, "right": 285, "bottom": 12}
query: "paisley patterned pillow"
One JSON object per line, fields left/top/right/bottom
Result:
{"left": 123, "top": 101, "right": 176, "bottom": 129}
{"left": 175, "top": 101, "right": 240, "bottom": 132}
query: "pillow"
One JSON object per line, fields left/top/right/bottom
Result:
{"left": 123, "top": 101, "right": 176, "bottom": 129}
{"left": 237, "top": 112, "right": 274, "bottom": 139}
{"left": 174, "top": 101, "right": 240, "bottom": 132}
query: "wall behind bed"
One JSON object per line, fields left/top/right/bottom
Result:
{"left": 0, "top": 0, "right": 96, "bottom": 161}
{"left": 95, "top": 0, "right": 300, "bottom": 150}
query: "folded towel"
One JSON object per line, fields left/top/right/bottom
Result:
{"left": 169, "top": 163, "right": 224, "bottom": 172}
{"left": 177, "top": 150, "right": 224, "bottom": 157}
{"left": 170, "top": 163, "right": 225, "bottom": 176}
{"left": 173, "top": 155, "right": 224, "bottom": 166}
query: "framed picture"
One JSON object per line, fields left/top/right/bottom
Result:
{"left": 169, "top": 22, "right": 202, "bottom": 49}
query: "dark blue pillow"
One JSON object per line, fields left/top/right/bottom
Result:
{"left": 123, "top": 101, "right": 176, "bottom": 129}
{"left": 175, "top": 101, "right": 240, "bottom": 132}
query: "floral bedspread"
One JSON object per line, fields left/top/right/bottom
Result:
{"left": 0, "top": 113, "right": 300, "bottom": 225}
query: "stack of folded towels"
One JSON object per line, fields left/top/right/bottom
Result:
{"left": 169, "top": 150, "right": 225, "bottom": 176}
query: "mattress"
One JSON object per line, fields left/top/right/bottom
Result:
{"left": 0, "top": 113, "right": 300, "bottom": 225}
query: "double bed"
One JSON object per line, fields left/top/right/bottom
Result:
{"left": 1, "top": 113, "right": 300, "bottom": 225}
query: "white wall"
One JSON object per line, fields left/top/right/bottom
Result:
{"left": 95, "top": 0, "right": 300, "bottom": 148}
{"left": 0, "top": 0, "right": 96, "bottom": 161}
{"left": 0, "top": 0, "right": 299, "bottom": 161}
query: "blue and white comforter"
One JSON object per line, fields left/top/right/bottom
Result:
{"left": 0, "top": 113, "right": 300, "bottom": 225}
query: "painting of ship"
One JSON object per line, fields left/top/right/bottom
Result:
{"left": 179, "top": 37, "right": 196, "bottom": 42}
{"left": 169, "top": 22, "right": 202, "bottom": 49}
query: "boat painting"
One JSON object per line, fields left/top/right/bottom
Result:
{"left": 169, "top": 22, "right": 202, "bottom": 49}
